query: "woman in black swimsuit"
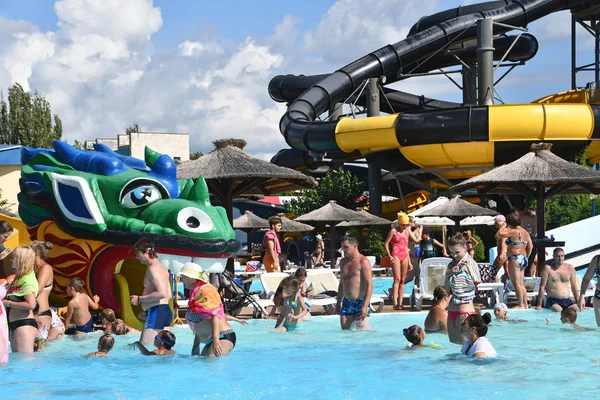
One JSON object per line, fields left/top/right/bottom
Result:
{"left": 579, "top": 255, "right": 600, "bottom": 326}
{"left": 31, "top": 241, "right": 54, "bottom": 332}
{"left": 2, "top": 246, "right": 38, "bottom": 353}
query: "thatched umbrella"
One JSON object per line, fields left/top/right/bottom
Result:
{"left": 337, "top": 209, "right": 392, "bottom": 227}
{"left": 276, "top": 215, "right": 315, "bottom": 232}
{"left": 452, "top": 142, "right": 600, "bottom": 267}
{"left": 295, "top": 201, "right": 369, "bottom": 266}
{"left": 417, "top": 195, "right": 499, "bottom": 231}
{"left": 177, "top": 139, "right": 317, "bottom": 222}
{"left": 233, "top": 211, "right": 270, "bottom": 254}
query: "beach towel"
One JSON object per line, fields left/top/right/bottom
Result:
{"left": 187, "top": 281, "right": 224, "bottom": 322}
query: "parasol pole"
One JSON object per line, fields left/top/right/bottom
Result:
{"left": 329, "top": 223, "right": 337, "bottom": 268}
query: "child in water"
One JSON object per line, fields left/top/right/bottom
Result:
{"left": 274, "top": 277, "right": 308, "bottom": 332}
{"left": 129, "top": 330, "right": 176, "bottom": 355}
{"left": 403, "top": 325, "right": 440, "bottom": 348}
{"left": 64, "top": 277, "right": 100, "bottom": 334}
{"left": 557, "top": 308, "right": 595, "bottom": 332}
{"left": 493, "top": 303, "right": 527, "bottom": 324}
{"left": 86, "top": 333, "right": 114, "bottom": 358}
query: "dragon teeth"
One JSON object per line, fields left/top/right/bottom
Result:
{"left": 157, "top": 253, "right": 226, "bottom": 274}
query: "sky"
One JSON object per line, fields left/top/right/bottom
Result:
{"left": 0, "top": 0, "right": 596, "bottom": 161}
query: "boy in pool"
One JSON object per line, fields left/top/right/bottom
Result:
{"left": 86, "top": 333, "right": 115, "bottom": 358}
{"left": 559, "top": 308, "right": 595, "bottom": 332}
{"left": 403, "top": 324, "right": 440, "bottom": 348}
{"left": 274, "top": 277, "right": 308, "bottom": 332}
{"left": 64, "top": 277, "right": 100, "bottom": 334}
{"left": 129, "top": 330, "right": 176, "bottom": 355}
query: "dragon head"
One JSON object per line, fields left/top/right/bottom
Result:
{"left": 18, "top": 141, "right": 240, "bottom": 312}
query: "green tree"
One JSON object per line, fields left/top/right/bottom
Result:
{"left": 72, "top": 139, "right": 85, "bottom": 150}
{"left": 284, "top": 167, "right": 367, "bottom": 216}
{"left": 125, "top": 122, "right": 141, "bottom": 134}
{"left": 0, "top": 188, "right": 8, "bottom": 209}
{"left": 0, "top": 83, "right": 62, "bottom": 148}
{"left": 190, "top": 150, "right": 203, "bottom": 160}
{"left": 364, "top": 229, "right": 386, "bottom": 258}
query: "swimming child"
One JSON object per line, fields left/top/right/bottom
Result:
{"left": 64, "top": 277, "right": 100, "bottom": 334}
{"left": 129, "top": 330, "right": 176, "bottom": 355}
{"left": 101, "top": 308, "right": 139, "bottom": 334}
{"left": 493, "top": 303, "right": 528, "bottom": 324}
{"left": 403, "top": 324, "right": 440, "bottom": 349}
{"left": 274, "top": 277, "right": 308, "bottom": 332}
{"left": 86, "top": 333, "right": 114, "bottom": 358}
{"left": 559, "top": 308, "right": 595, "bottom": 331}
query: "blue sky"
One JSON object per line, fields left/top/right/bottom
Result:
{"left": 0, "top": 0, "right": 595, "bottom": 159}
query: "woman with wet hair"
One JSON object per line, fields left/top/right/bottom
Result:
{"left": 460, "top": 313, "right": 496, "bottom": 358}
{"left": 31, "top": 241, "right": 54, "bottom": 332}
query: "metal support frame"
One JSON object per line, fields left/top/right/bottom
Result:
{"left": 477, "top": 18, "right": 494, "bottom": 105}
{"left": 571, "top": 10, "right": 600, "bottom": 89}
{"left": 366, "top": 78, "right": 383, "bottom": 216}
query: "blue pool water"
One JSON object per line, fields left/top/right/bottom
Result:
{"left": 3, "top": 308, "right": 599, "bottom": 399}
{"left": 249, "top": 276, "right": 412, "bottom": 296}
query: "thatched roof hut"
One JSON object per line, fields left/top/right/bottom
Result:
{"left": 337, "top": 209, "right": 392, "bottom": 227}
{"left": 275, "top": 215, "right": 314, "bottom": 232}
{"left": 417, "top": 195, "right": 498, "bottom": 230}
{"left": 232, "top": 211, "right": 270, "bottom": 230}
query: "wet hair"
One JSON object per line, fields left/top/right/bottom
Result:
{"left": 269, "top": 217, "right": 282, "bottom": 228}
{"left": 482, "top": 312, "right": 492, "bottom": 324}
{"left": 0, "top": 220, "right": 13, "bottom": 235}
{"left": 30, "top": 241, "right": 53, "bottom": 261}
{"left": 465, "top": 314, "right": 489, "bottom": 337}
{"left": 561, "top": 307, "right": 577, "bottom": 323}
{"left": 68, "top": 277, "right": 84, "bottom": 292}
{"left": 507, "top": 213, "right": 521, "bottom": 227}
{"left": 157, "top": 330, "right": 176, "bottom": 350}
{"left": 98, "top": 334, "right": 115, "bottom": 353}
{"left": 10, "top": 246, "right": 36, "bottom": 283}
{"left": 403, "top": 325, "right": 424, "bottom": 345}
{"left": 132, "top": 239, "right": 157, "bottom": 259}
{"left": 294, "top": 268, "right": 307, "bottom": 279}
{"left": 101, "top": 308, "right": 116, "bottom": 323}
{"left": 447, "top": 233, "right": 466, "bottom": 248}
{"left": 432, "top": 286, "right": 447, "bottom": 305}
{"left": 341, "top": 236, "right": 358, "bottom": 247}
{"left": 109, "top": 320, "right": 130, "bottom": 335}
{"left": 280, "top": 276, "right": 299, "bottom": 297}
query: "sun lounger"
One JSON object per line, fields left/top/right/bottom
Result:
{"left": 502, "top": 277, "right": 542, "bottom": 306}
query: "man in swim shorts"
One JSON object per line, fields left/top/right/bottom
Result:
{"left": 535, "top": 248, "right": 579, "bottom": 312}
{"left": 130, "top": 240, "right": 173, "bottom": 344}
{"left": 335, "top": 236, "right": 373, "bottom": 330}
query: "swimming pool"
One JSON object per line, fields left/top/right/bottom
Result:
{"left": 3, "top": 308, "right": 597, "bottom": 399}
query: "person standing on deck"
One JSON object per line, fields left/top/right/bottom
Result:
{"left": 262, "top": 218, "right": 282, "bottom": 272}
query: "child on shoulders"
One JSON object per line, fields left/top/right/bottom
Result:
{"left": 64, "top": 277, "right": 100, "bottom": 334}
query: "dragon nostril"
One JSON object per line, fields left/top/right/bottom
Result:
{"left": 186, "top": 216, "right": 200, "bottom": 228}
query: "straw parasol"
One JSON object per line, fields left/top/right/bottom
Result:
{"left": 295, "top": 201, "right": 369, "bottom": 265}
{"left": 417, "top": 195, "right": 499, "bottom": 231}
{"left": 177, "top": 139, "right": 317, "bottom": 222}
{"left": 452, "top": 142, "right": 600, "bottom": 267}
{"left": 337, "top": 209, "right": 392, "bottom": 227}
{"left": 275, "top": 215, "right": 315, "bottom": 232}
{"left": 233, "top": 211, "right": 270, "bottom": 254}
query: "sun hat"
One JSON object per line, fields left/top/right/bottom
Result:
{"left": 397, "top": 212, "right": 410, "bottom": 225}
{"left": 316, "top": 234, "right": 322, "bottom": 240}
{"left": 179, "top": 262, "right": 207, "bottom": 281}
{"left": 494, "top": 215, "right": 506, "bottom": 223}
{"left": 494, "top": 302, "right": 509, "bottom": 312}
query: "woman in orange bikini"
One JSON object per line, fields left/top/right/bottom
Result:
{"left": 385, "top": 212, "right": 420, "bottom": 310}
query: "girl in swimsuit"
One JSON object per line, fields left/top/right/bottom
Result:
{"left": 274, "top": 276, "right": 308, "bottom": 332}
{"left": 445, "top": 233, "right": 481, "bottom": 345}
{"left": 578, "top": 255, "right": 600, "bottom": 326}
{"left": 31, "top": 241, "right": 54, "bottom": 333}
{"left": 496, "top": 213, "right": 532, "bottom": 309}
{"left": 424, "top": 286, "right": 450, "bottom": 333}
{"left": 2, "top": 246, "right": 39, "bottom": 353}
{"left": 463, "top": 230, "right": 479, "bottom": 259}
{"left": 385, "top": 212, "right": 420, "bottom": 310}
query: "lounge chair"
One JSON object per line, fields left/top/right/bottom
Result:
{"left": 502, "top": 277, "right": 542, "bottom": 306}
{"left": 574, "top": 275, "right": 596, "bottom": 306}
{"left": 306, "top": 269, "right": 385, "bottom": 314}
{"left": 412, "top": 257, "right": 452, "bottom": 311}
{"left": 474, "top": 263, "right": 504, "bottom": 309}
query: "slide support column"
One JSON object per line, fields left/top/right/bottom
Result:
{"left": 477, "top": 18, "right": 494, "bottom": 105}
{"left": 367, "top": 78, "right": 382, "bottom": 216}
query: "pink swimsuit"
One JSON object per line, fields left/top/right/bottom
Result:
{"left": 390, "top": 230, "right": 409, "bottom": 261}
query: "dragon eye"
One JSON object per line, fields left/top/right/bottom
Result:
{"left": 121, "top": 185, "right": 163, "bottom": 208}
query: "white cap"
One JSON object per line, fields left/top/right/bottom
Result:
{"left": 316, "top": 234, "right": 322, "bottom": 240}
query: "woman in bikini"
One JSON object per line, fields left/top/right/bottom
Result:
{"left": 463, "top": 230, "right": 479, "bottom": 259}
{"left": 578, "top": 255, "right": 600, "bottom": 326}
{"left": 31, "top": 241, "right": 54, "bottom": 333}
{"left": 424, "top": 286, "right": 450, "bottom": 333}
{"left": 2, "top": 246, "right": 38, "bottom": 353}
{"left": 445, "top": 233, "right": 481, "bottom": 345}
{"left": 385, "top": 212, "right": 420, "bottom": 310}
{"left": 180, "top": 262, "right": 236, "bottom": 358}
{"left": 496, "top": 213, "right": 532, "bottom": 309}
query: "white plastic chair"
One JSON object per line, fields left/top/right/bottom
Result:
{"left": 502, "top": 277, "right": 541, "bottom": 305}
{"left": 412, "top": 257, "right": 452, "bottom": 311}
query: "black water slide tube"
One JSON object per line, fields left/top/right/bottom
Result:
{"left": 278, "top": 0, "right": 586, "bottom": 155}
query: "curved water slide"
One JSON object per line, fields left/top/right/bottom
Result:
{"left": 270, "top": 0, "right": 600, "bottom": 182}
